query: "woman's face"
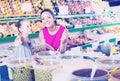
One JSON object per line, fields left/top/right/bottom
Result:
{"left": 20, "top": 20, "right": 32, "bottom": 35}
{"left": 41, "top": 11, "right": 55, "bottom": 28}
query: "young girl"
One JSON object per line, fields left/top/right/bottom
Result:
{"left": 39, "top": 9, "right": 68, "bottom": 53}
{"left": 14, "top": 19, "right": 33, "bottom": 59}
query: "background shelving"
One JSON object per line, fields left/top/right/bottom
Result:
{"left": 0, "top": 21, "right": 120, "bottom": 43}
{"left": 0, "top": 12, "right": 115, "bottom": 22}
{"left": 0, "top": 0, "right": 120, "bottom": 51}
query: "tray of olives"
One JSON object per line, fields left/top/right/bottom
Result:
{"left": 96, "top": 56, "right": 120, "bottom": 70}
{"left": 60, "top": 54, "right": 81, "bottom": 59}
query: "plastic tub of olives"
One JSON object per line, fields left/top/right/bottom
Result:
{"left": 6, "top": 59, "right": 34, "bottom": 81}
{"left": 33, "top": 50, "right": 61, "bottom": 81}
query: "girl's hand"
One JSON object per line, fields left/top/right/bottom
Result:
{"left": 32, "top": 53, "right": 38, "bottom": 59}
{"left": 14, "top": 35, "right": 22, "bottom": 47}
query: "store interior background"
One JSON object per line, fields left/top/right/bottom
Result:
{"left": 0, "top": 0, "right": 120, "bottom": 81}
{"left": 0, "top": 0, "right": 120, "bottom": 56}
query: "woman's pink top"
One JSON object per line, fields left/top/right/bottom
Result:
{"left": 43, "top": 25, "right": 65, "bottom": 50}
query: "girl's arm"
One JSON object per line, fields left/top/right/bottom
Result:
{"left": 14, "top": 35, "right": 22, "bottom": 47}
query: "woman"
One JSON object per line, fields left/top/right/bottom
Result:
{"left": 14, "top": 19, "right": 33, "bottom": 58}
{"left": 39, "top": 9, "right": 68, "bottom": 53}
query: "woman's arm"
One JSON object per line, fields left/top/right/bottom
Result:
{"left": 39, "top": 30, "right": 45, "bottom": 43}
{"left": 59, "top": 28, "right": 69, "bottom": 53}
{"left": 38, "top": 30, "right": 47, "bottom": 51}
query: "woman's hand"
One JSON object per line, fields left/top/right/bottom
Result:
{"left": 14, "top": 35, "right": 22, "bottom": 47}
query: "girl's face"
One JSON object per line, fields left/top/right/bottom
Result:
{"left": 20, "top": 20, "right": 32, "bottom": 35}
{"left": 0, "top": 34, "right": 2, "bottom": 37}
{"left": 41, "top": 11, "right": 55, "bottom": 28}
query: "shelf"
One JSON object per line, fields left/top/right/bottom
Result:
{"left": 0, "top": 36, "right": 16, "bottom": 43}
{"left": 69, "top": 22, "right": 120, "bottom": 32}
{"left": 55, "top": 13, "right": 114, "bottom": 18}
{"left": 0, "top": 16, "right": 41, "bottom": 23}
{"left": 0, "top": 12, "right": 118, "bottom": 43}
{"left": 0, "top": 33, "right": 39, "bottom": 43}
{"left": 82, "top": 44, "right": 92, "bottom": 49}
{"left": 0, "top": 22, "right": 120, "bottom": 43}
{"left": 0, "top": 13, "right": 114, "bottom": 22}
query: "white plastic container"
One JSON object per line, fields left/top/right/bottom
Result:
{"left": 110, "top": 69, "right": 120, "bottom": 81}
{"left": 52, "top": 69, "right": 72, "bottom": 81}
{"left": 6, "top": 59, "right": 34, "bottom": 81}
{"left": 32, "top": 58, "right": 61, "bottom": 81}
{"left": 72, "top": 68, "right": 109, "bottom": 81}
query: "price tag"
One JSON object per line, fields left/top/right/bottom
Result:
{"left": 110, "top": 46, "right": 117, "bottom": 55}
